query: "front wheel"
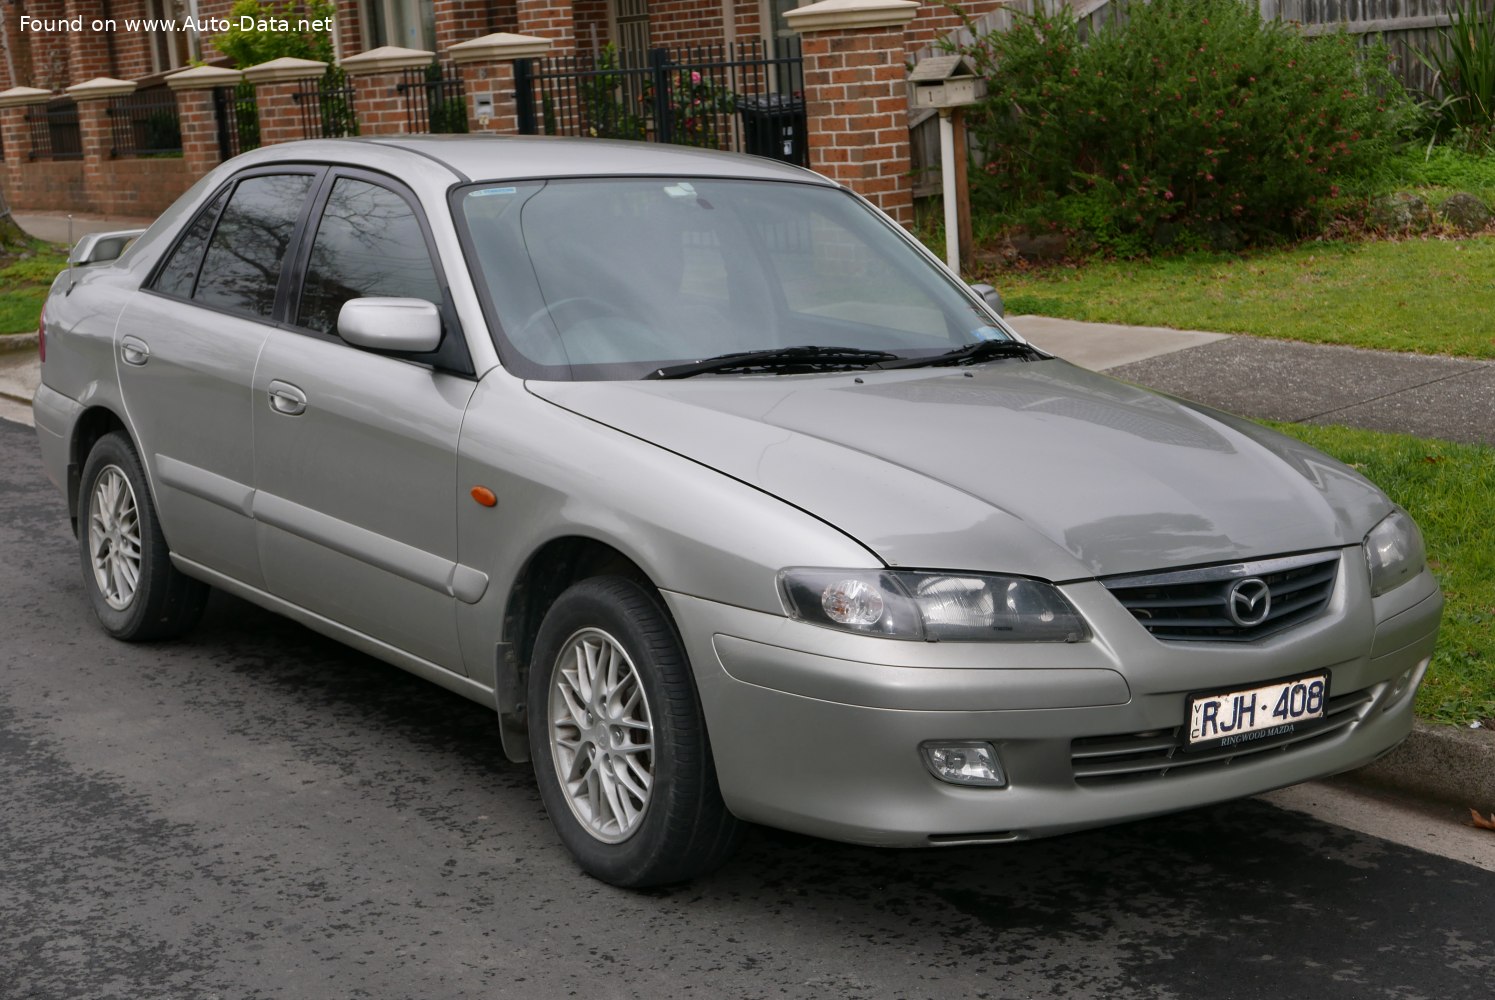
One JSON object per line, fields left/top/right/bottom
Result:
{"left": 528, "top": 576, "right": 740, "bottom": 886}
{"left": 77, "top": 431, "right": 207, "bottom": 641}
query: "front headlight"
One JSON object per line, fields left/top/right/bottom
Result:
{"left": 1364, "top": 509, "right": 1426, "bottom": 597}
{"left": 778, "top": 568, "right": 1089, "bottom": 642}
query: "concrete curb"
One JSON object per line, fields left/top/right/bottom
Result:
{"left": 0, "top": 333, "right": 39, "bottom": 353}
{"left": 1344, "top": 721, "right": 1495, "bottom": 814}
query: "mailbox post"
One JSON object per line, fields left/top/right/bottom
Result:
{"left": 910, "top": 55, "right": 987, "bottom": 272}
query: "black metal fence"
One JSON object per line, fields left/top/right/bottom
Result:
{"left": 293, "top": 69, "right": 358, "bottom": 139}
{"left": 515, "top": 39, "right": 806, "bottom": 165}
{"left": 107, "top": 84, "right": 182, "bottom": 157}
{"left": 398, "top": 61, "right": 468, "bottom": 133}
{"left": 214, "top": 82, "right": 261, "bottom": 159}
{"left": 25, "top": 98, "right": 83, "bottom": 161}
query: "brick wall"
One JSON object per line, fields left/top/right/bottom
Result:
{"left": 433, "top": 0, "right": 499, "bottom": 53}
{"left": 903, "top": 0, "right": 1006, "bottom": 53}
{"left": 14, "top": 0, "right": 71, "bottom": 90}
{"left": 109, "top": 1, "right": 157, "bottom": 81}
{"left": 2, "top": 159, "right": 87, "bottom": 212}
{"left": 64, "top": 0, "right": 115, "bottom": 80}
{"left": 96, "top": 155, "right": 194, "bottom": 216}
{"left": 515, "top": 0, "right": 575, "bottom": 50}
{"left": 573, "top": 0, "right": 608, "bottom": 53}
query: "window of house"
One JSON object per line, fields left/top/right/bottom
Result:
{"left": 147, "top": 0, "right": 192, "bottom": 71}
{"left": 296, "top": 177, "right": 442, "bottom": 336}
{"left": 193, "top": 174, "right": 315, "bottom": 319}
{"left": 361, "top": 0, "right": 435, "bottom": 50}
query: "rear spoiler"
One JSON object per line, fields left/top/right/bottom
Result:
{"left": 69, "top": 229, "right": 147, "bottom": 267}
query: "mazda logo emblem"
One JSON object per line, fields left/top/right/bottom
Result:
{"left": 1227, "top": 578, "right": 1272, "bottom": 627}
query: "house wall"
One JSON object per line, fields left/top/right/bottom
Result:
{"left": 573, "top": 0, "right": 608, "bottom": 52}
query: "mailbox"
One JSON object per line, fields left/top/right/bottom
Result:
{"left": 909, "top": 54, "right": 987, "bottom": 110}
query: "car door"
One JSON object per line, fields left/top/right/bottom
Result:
{"left": 115, "top": 169, "right": 320, "bottom": 589}
{"left": 251, "top": 170, "right": 478, "bottom": 673}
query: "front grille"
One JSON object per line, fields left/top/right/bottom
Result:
{"left": 1070, "top": 686, "right": 1375, "bottom": 786}
{"left": 1101, "top": 551, "right": 1339, "bottom": 642}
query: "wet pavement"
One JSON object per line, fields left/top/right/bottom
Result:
{"left": 2, "top": 414, "right": 1492, "bottom": 1000}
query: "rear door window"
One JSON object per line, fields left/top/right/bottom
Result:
{"left": 193, "top": 174, "right": 315, "bottom": 319}
{"left": 151, "top": 187, "right": 230, "bottom": 299}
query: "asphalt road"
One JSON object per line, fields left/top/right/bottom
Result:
{"left": 2, "top": 416, "right": 1492, "bottom": 1000}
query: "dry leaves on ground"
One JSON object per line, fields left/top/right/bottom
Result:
{"left": 1470, "top": 809, "right": 1495, "bottom": 831}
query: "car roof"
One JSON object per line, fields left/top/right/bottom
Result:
{"left": 228, "top": 134, "right": 833, "bottom": 186}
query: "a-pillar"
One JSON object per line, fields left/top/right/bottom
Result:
{"left": 241, "top": 57, "right": 330, "bottom": 146}
{"left": 514, "top": 0, "right": 575, "bottom": 53}
{"left": 67, "top": 76, "right": 136, "bottom": 216}
{"left": 165, "top": 65, "right": 245, "bottom": 174}
{"left": 785, "top": 0, "right": 919, "bottom": 227}
{"left": 0, "top": 88, "right": 52, "bottom": 200}
{"left": 447, "top": 33, "right": 553, "bottom": 135}
{"left": 341, "top": 46, "right": 437, "bottom": 135}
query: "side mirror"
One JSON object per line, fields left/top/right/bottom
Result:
{"left": 970, "top": 282, "right": 1005, "bottom": 317}
{"left": 337, "top": 297, "right": 442, "bottom": 354}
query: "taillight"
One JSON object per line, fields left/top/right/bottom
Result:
{"left": 38, "top": 304, "right": 46, "bottom": 363}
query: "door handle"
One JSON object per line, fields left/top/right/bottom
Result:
{"left": 120, "top": 336, "right": 150, "bottom": 366}
{"left": 267, "top": 380, "right": 307, "bottom": 416}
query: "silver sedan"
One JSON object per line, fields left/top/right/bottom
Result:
{"left": 35, "top": 136, "right": 1442, "bottom": 886}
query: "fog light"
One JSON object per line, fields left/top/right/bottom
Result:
{"left": 921, "top": 741, "right": 1006, "bottom": 787}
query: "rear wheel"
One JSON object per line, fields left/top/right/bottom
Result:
{"left": 528, "top": 576, "right": 740, "bottom": 886}
{"left": 77, "top": 431, "right": 207, "bottom": 641}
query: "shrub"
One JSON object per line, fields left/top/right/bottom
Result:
{"left": 1420, "top": 0, "right": 1495, "bottom": 149}
{"left": 964, "top": 0, "right": 1417, "bottom": 250}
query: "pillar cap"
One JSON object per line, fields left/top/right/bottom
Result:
{"left": 0, "top": 86, "right": 55, "bottom": 108}
{"left": 447, "top": 32, "right": 554, "bottom": 64}
{"left": 341, "top": 45, "right": 436, "bottom": 74}
{"left": 242, "top": 57, "right": 330, "bottom": 84}
{"left": 66, "top": 77, "right": 138, "bottom": 100}
{"left": 785, "top": 0, "right": 920, "bottom": 32}
{"left": 165, "top": 65, "right": 245, "bottom": 91}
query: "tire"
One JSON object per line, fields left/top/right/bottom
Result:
{"left": 528, "top": 576, "right": 741, "bottom": 887}
{"left": 77, "top": 431, "right": 208, "bottom": 641}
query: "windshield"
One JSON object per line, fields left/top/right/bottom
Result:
{"left": 455, "top": 177, "right": 1015, "bottom": 380}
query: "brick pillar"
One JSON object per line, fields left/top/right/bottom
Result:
{"left": 786, "top": 0, "right": 919, "bottom": 227}
{"left": 448, "top": 33, "right": 553, "bottom": 135}
{"left": 0, "top": 88, "right": 52, "bottom": 201}
{"left": 514, "top": 0, "right": 576, "bottom": 53}
{"left": 166, "top": 65, "right": 244, "bottom": 175}
{"left": 341, "top": 46, "right": 436, "bottom": 136}
{"left": 67, "top": 76, "right": 136, "bottom": 215}
{"left": 241, "top": 57, "right": 329, "bottom": 146}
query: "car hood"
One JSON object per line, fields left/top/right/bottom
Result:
{"left": 528, "top": 360, "right": 1392, "bottom": 580}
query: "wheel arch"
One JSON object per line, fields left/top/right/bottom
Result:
{"left": 68, "top": 405, "right": 131, "bottom": 531}
{"left": 494, "top": 535, "right": 665, "bottom": 764}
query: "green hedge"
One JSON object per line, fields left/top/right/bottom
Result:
{"left": 964, "top": 0, "right": 1418, "bottom": 251}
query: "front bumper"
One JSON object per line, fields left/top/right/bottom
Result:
{"left": 665, "top": 553, "right": 1442, "bottom": 847}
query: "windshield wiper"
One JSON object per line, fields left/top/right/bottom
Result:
{"left": 645, "top": 345, "right": 902, "bottom": 380}
{"left": 877, "top": 338, "right": 1048, "bottom": 370}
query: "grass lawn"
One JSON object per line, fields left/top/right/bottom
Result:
{"left": 993, "top": 235, "right": 1495, "bottom": 359}
{"left": 1270, "top": 422, "right": 1495, "bottom": 727}
{"left": 0, "top": 241, "right": 69, "bottom": 336}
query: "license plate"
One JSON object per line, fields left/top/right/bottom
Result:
{"left": 1185, "top": 673, "right": 1329, "bottom": 752}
